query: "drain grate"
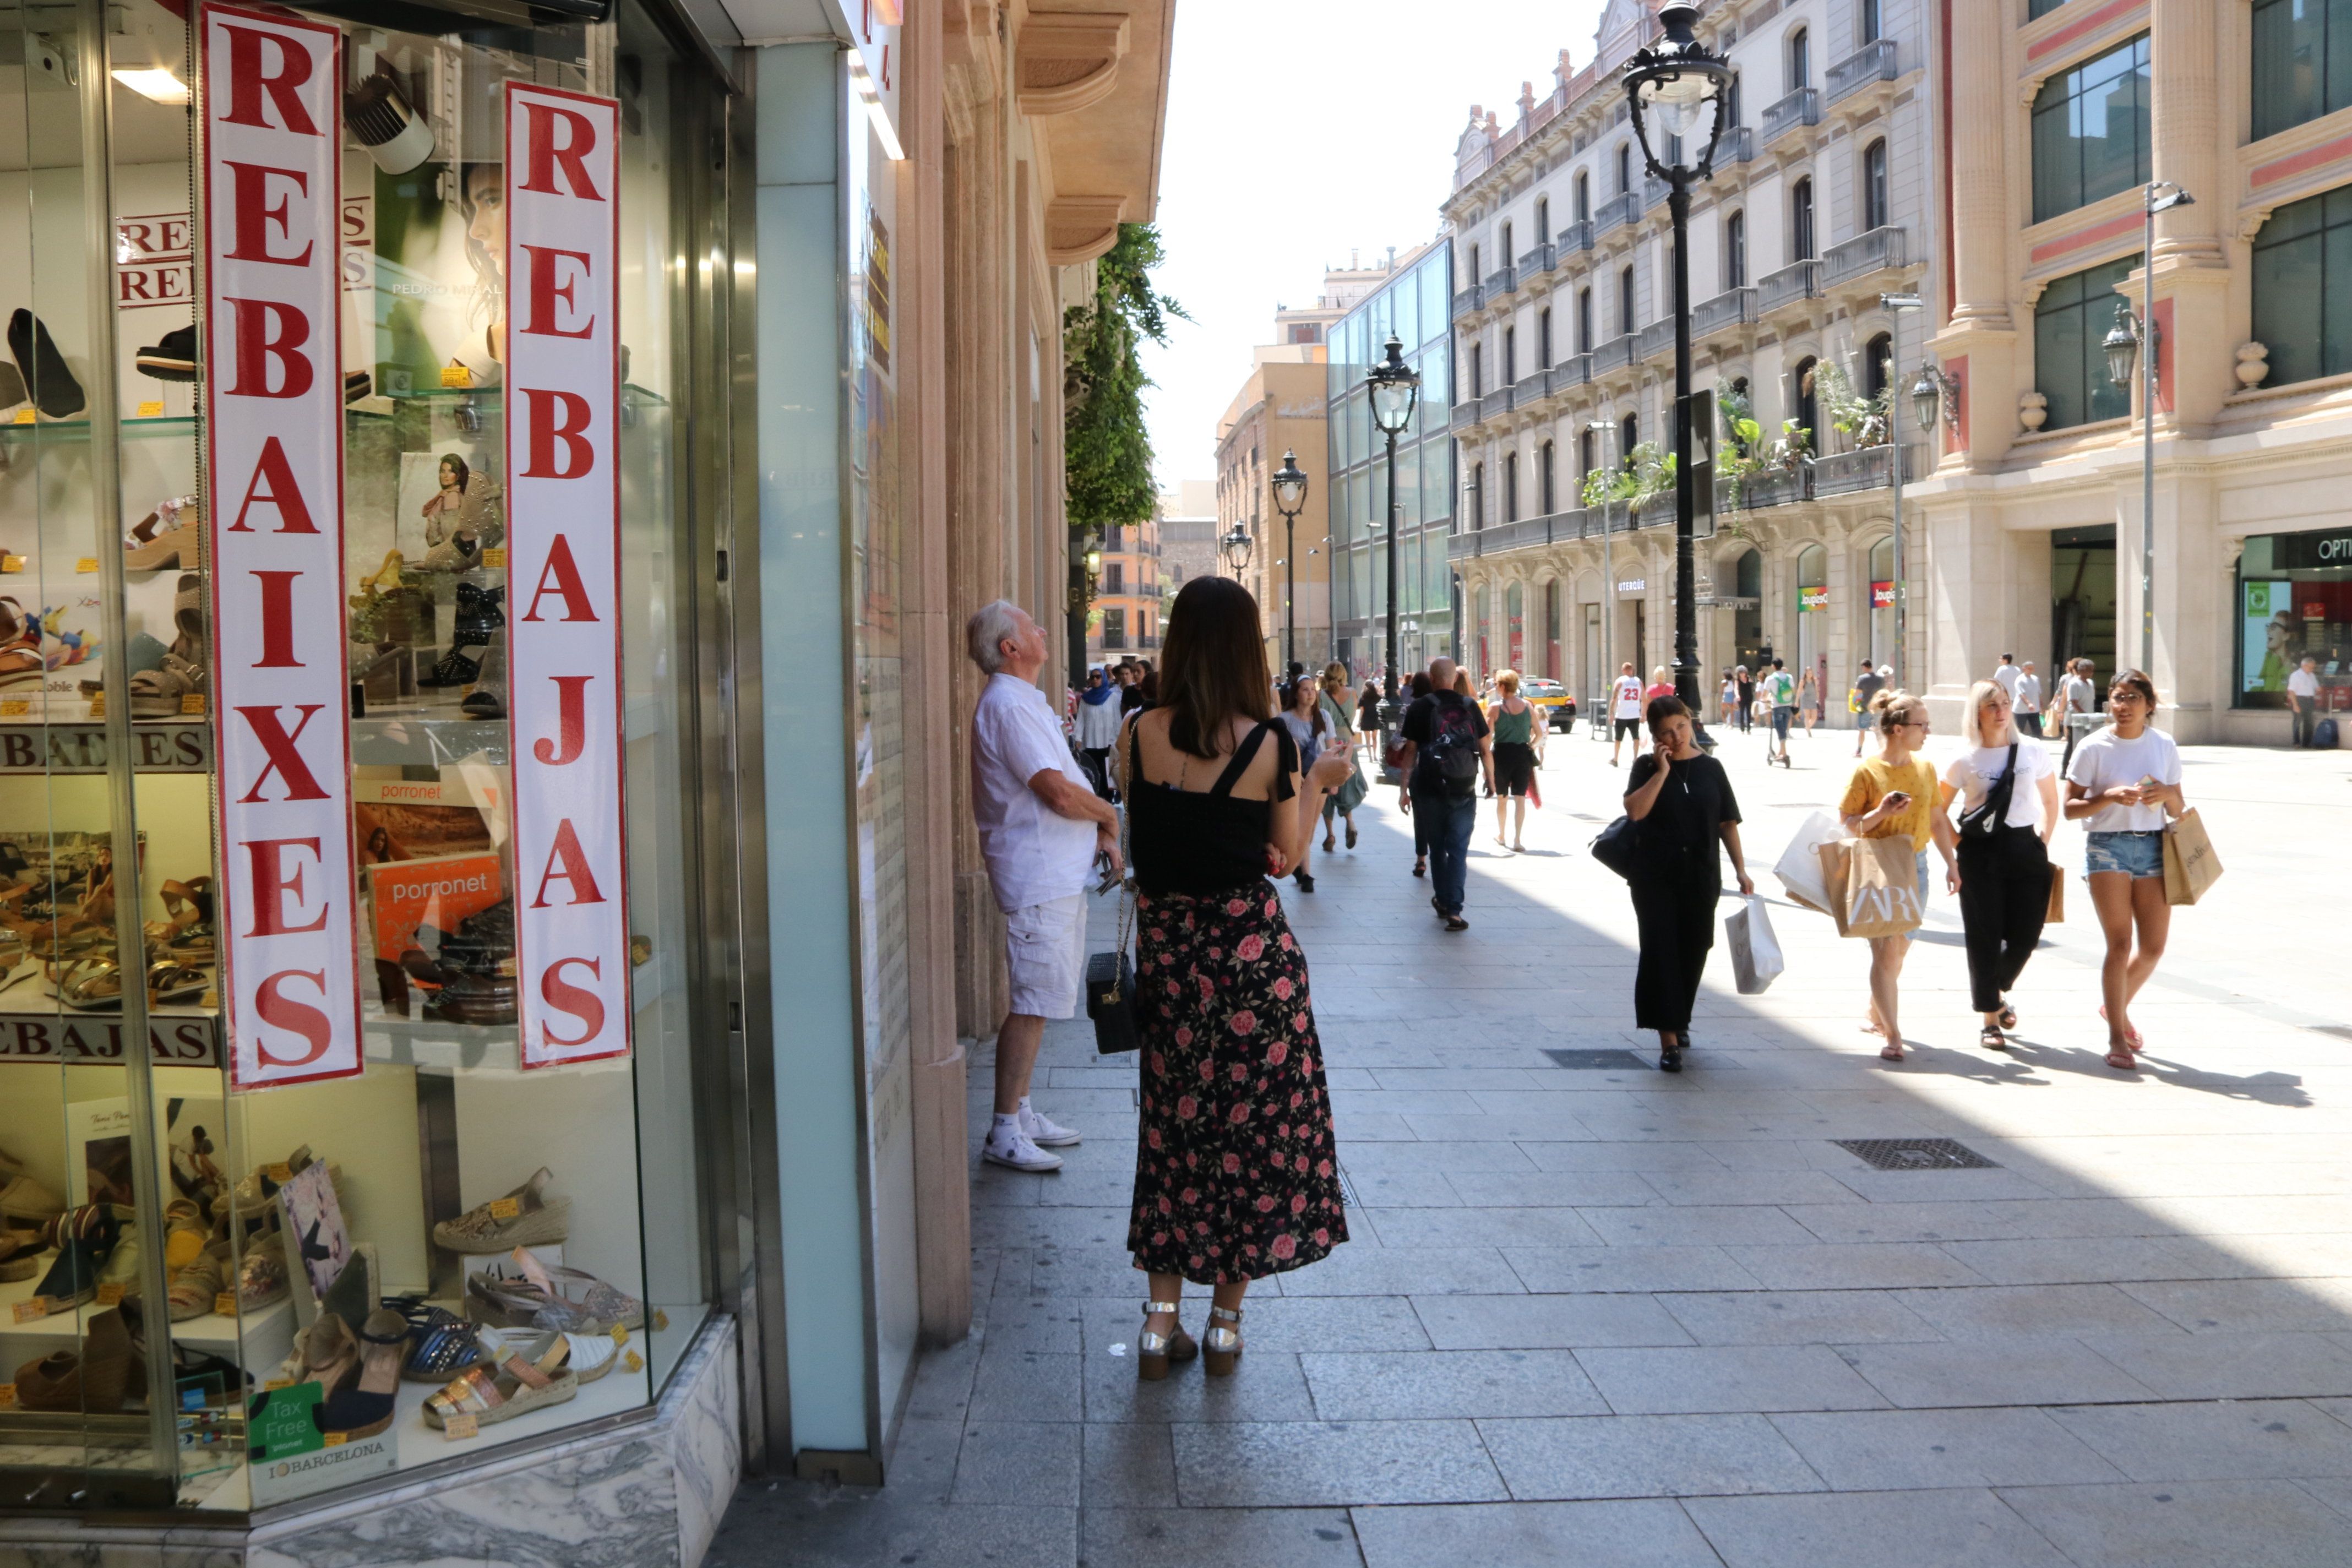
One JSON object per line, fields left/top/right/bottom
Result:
{"left": 1544, "top": 1048, "right": 1652, "bottom": 1071}
{"left": 1836, "top": 1137, "right": 1999, "bottom": 1170}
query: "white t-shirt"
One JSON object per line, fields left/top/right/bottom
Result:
{"left": 1765, "top": 670, "right": 1796, "bottom": 707}
{"left": 2057, "top": 674, "right": 2098, "bottom": 717}
{"left": 1945, "top": 741, "right": 2055, "bottom": 832}
{"left": 971, "top": 673, "right": 1099, "bottom": 912}
{"left": 2066, "top": 725, "right": 2182, "bottom": 834}
{"left": 1613, "top": 676, "right": 1645, "bottom": 719}
{"left": 1992, "top": 665, "right": 2022, "bottom": 699}
{"left": 2288, "top": 667, "right": 2321, "bottom": 699}
{"left": 2012, "top": 673, "right": 2042, "bottom": 713}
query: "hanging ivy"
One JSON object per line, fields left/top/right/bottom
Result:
{"left": 1064, "top": 224, "right": 1188, "bottom": 531}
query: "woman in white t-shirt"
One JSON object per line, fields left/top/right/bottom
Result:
{"left": 2062, "top": 669, "right": 2186, "bottom": 1070}
{"left": 1943, "top": 680, "right": 2061, "bottom": 1051}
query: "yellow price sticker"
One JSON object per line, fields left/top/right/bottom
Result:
{"left": 264, "top": 1378, "right": 293, "bottom": 1391}
{"left": 75, "top": 557, "right": 98, "bottom": 574}
{"left": 11, "top": 409, "right": 31, "bottom": 424}
{"left": 181, "top": 693, "right": 206, "bottom": 715}
{"left": 266, "top": 1162, "right": 292, "bottom": 1183}
{"left": 0, "top": 700, "right": 28, "bottom": 718}
{"left": 12, "top": 1297, "right": 50, "bottom": 1324}
{"left": 0, "top": 1384, "right": 17, "bottom": 1409}
{"left": 440, "top": 364, "right": 471, "bottom": 389}
{"left": 201, "top": 989, "right": 219, "bottom": 1009}
{"left": 442, "top": 1412, "right": 479, "bottom": 1441}
{"left": 0, "top": 556, "right": 22, "bottom": 573}
{"left": 652, "top": 1309, "right": 669, "bottom": 1331}
{"left": 609, "top": 1324, "right": 628, "bottom": 1346}
{"left": 214, "top": 1292, "right": 237, "bottom": 1317}
{"left": 481, "top": 547, "right": 508, "bottom": 569}
{"left": 623, "top": 1350, "right": 643, "bottom": 1374}
{"left": 137, "top": 400, "right": 164, "bottom": 418}
{"left": 96, "top": 1283, "right": 127, "bottom": 1306}
{"left": 85, "top": 694, "right": 103, "bottom": 717}
{"left": 324, "top": 1432, "right": 346, "bottom": 1447}
{"left": 496, "top": 957, "right": 518, "bottom": 977}
{"left": 488, "top": 1196, "right": 520, "bottom": 1220}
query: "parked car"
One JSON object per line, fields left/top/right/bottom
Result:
{"left": 1519, "top": 678, "right": 1577, "bottom": 732}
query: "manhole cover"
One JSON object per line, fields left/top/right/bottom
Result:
{"left": 1834, "top": 1137, "right": 1999, "bottom": 1170}
{"left": 1544, "top": 1048, "right": 1652, "bottom": 1070}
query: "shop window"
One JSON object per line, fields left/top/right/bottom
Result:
{"left": 2030, "top": 34, "right": 2150, "bottom": 224}
{"left": 1725, "top": 211, "right": 1747, "bottom": 289}
{"left": 2235, "top": 531, "right": 2352, "bottom": 707}
{"left": 2252, "top": 186, "right": 2352, "bottom": 388}
{"left": 2033, "top": 253, "right": 2141, "bottom": 429}
{"left": 1868, "top": 535, "right": 1898, "bottom": 668}
{"left": 2253, "top": 0, "right": 2352, "bottom": 139}
{"left": 1862, "top": 139, "right": 1890, "bottom": 231}
{"left": 1792, "top": 178, "right": 1816, "bottom": 261}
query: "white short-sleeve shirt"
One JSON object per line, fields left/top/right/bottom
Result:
{"left": 2066, "top": 725, "right": 2182, "bottom": 834}
{"left": 1613, "top": 676, "right": 1645, "bottom": 719}
{"left": 971, "top": 673, "right": 1099, "bottom": 912}
{"left": 2288, "top": 667, "right": 2321, "bottom": 699}
{"left": 1945, "top": 741, "right": 2055, "bottom": 832}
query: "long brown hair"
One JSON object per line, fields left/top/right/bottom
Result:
{"left": 1160, "top": 576, "right": 1272, "bottom": 758}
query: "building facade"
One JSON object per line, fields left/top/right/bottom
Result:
{"left": 1157, "top": 480, "right": 1218, "bottom": 594}
{"left": 1326, "top": 239, "right": 1458, "bottom": 685}
{"left": 1444, "top": 0, "right": 1932, "bottom": 714}
{"left": 1089, "top": 516, "right": 1163, "bottom": 663}
{"left": 1216, "top": 350, "right": 1334, "bottom": 673}
{"left": 1916, "top": 0, "right": 2352, "bottom": 743}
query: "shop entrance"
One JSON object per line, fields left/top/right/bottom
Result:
{"left": 1732, "top": 547, "right": 1765, "bottom": 672}
{"left": 2052, "top": 525, "right": 2117, "bottom": 687}
{"left": 1582, "top": 603, "right": 1602, "bottom": 705}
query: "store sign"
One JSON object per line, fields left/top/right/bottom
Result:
{"left": 0, "top": 723, "right": 210, "bottom": 774}
{"left": 1871, "top": 580, "right": 1894, "bottom": 609}
{"left": 117, "top": 213, "right": 194, "bottom": 311}
{"left": 201, "top": 4, "right": 362, "bottom": 1090}
{"left": 0, "top": 1015, "right": 221, "bottom": 1067}
{"left": 504, "top": 83, "right": 633, "bottom": 1069}
{"left": 1799, "top": 586, "right": 1830, "bottom": 613}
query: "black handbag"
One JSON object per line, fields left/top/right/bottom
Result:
{"left": 1958, "top": 743, "right": 2018, "bottom": 842}
{"left": 1087, "top": 803, "right": 1141, "bottom": 1055}
{"left": 1590, "top": 814, "right": 1639, "bottom": 879}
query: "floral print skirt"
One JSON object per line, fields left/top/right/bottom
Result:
{"left": 1128, "top": 880, "right": 1348, "bottom": 1285}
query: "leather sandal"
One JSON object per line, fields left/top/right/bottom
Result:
{"left": 1202, "top": 1304, "right": 1244, "bottom": 1377}
{"left": 312, "top": 1309, "right": 410, "bottom": 1439}
{"left": 1136, "top": 1298, "right": 1196, "bottom": 1382}
{"left": 423, "top": 1330, "right": 578, "bottom": 1430}
{"left": 123, "top": 497, "right": 202, "bottom": 570}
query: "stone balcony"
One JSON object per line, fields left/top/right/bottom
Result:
{"left": 1757, "top": 259, "right": 1820, "bottom": 315}
{"left": 1693, "top": 286, "right": 1756, "bottom": 338}
{"left": 1590, "top": 331, "right": 1637, "bottom": 375}
{"left": 1556, "top": 219, "right": 1595, "bottom": 255}
{"left": 1820, "top": 225, "right": 1908, "bottom": 287}
{"left": 1517, "top": 242, "right": 1556, "bottom": 278}
{"left": 1634, "top": 316, "right": 1678, "bottom": 364}
{"left": 1761, "top": 86, "right": 1821, "bottom": 147}
{"left": 1714, "top": 124, "right": 1754, "bottom": 166}
{"left": 1451, "top": 284, "right": 1482, "bottom": 321}
{"left": 1826, "top": 37, "right": 1898, "bottom": 106}
{"left": 1594, "top": 189, "right": 1639, "bottom": 238}
{"left": 1484, "top": 264, "right": 1517, "bottom": 301}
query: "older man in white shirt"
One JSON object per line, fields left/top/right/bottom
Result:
{"left": 966, "top": 600, "right": 1121, "bottom": 1172}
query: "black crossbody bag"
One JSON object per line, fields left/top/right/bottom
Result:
{"left": 1958, "top": 743, "right": 2019, "bottom": 842}
{"left": 1086, "top": 732, "right": 1142, "bottom": 1054}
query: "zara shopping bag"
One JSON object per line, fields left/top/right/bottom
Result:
{"left": 2162, "top": 808, "right": 2223, "bottom": 907}
{"left": 1772, "top": 810, "right": 1846, "bottom": 914}
{"left": 1819, "top": 836, "right": 1924, "bottom": 939}
{"left": 1723, "top": 896, "right": 1785, "bottom": 995}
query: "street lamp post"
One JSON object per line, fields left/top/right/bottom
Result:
{"left": 2102, "top": 181, "right": 2193, "bottom": 675}
{"left": 1271, "top": 449, "right": 1309, "bottom": 677}
{"left": 1587, "top": 418, "right": 1619, "bottom": 729}
{"left": 1622, "top": 0, "right": 1730, "bottom": 725}
{"left": 1880, "top": 293, "right": 1923, "bottom": 690}
{"left": 1220, "top": 521, "right": 1254, "bottom": 580}
{"left": 1366, "top": 333, "right": 1422, "bottom": 718}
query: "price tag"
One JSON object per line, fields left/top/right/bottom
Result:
{"left": 201, "top": 990, "right": 219, "bottom": 1009}
{"left": 496, "top": 958, "right": 518, "bottom": 977}
{"left": 324, "top": 1432, "right": 346, "bottom": 1447}
{"left": 440, "top": 365, "right": 471, "bottom": 389}
{"left": 0, "top": 1383, "right": 17, "bottom": 1408}
{"left": 623, "top": 1350, "right": 642, "bottom": 1374}
{"left": 181, "top": 693, "right": 206, "bottom": 715}
{"left": 76, "top": 557, "right": 98, "bottom": 574}
{"left": 11, "top": 409, "right": 31, "bottom": 424}
{"left": 137, "top": 400, "right": 164, "bottom": 418}
{"left": 264, "top": 1378, "right": 293, "bottom": 1391}
{"left": 610, "top": 1324, "right": 628, "bottom": 1346}
{"left": 266, "top": 1162, "right": 292, "bottom": 1183}
{"left": 1, "top": 556, "right": 24, "bottom": 573}
{"left": 13, "top": 1297, "right": 50, "bottom": 1323}
{"left": 481, "top": 548, "right": 508, "bottom": 569}
{"left": 488, "top": 1196, "right": 520, "bottom": 1220}
{"left": 0, "top": 700, "right": 28, "bottom": 717}
{"left": 85, "top": 694, "right": 103, "bottom": 717}
{"left": 215, "top": 1292, "right": 237, "bottom": 1317}
{"left": 652, "top": 1309, "right": 669, "bottom": 1331}
{"left": 96, "top": 1282, "right": 126, "bottom": 1306}
{"left": 441, "top": 1412, "right": 478, "bottom": 1441}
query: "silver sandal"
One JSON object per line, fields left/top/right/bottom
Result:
{"left": 1202, "top": 1304, "right": 1244, "bottom": 1377}
{"left": 1136, "top": 1298, "right": 1195, "bottom": 1382}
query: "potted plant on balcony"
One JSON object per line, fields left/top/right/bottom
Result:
{"left": 1811, "top": 359, "right": 1888, "bottom": 451}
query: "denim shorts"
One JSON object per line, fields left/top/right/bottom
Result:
{"left": 2085, "top": 830, "right": 2165, "bottom": 880}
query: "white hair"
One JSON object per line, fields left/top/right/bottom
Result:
{"left": 965, "top": 599, "right": 1024, "bottom": 674}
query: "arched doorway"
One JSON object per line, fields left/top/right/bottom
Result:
{"left": 1867, "top": 535, "right": 1896, "bottom": 670}
{"left": 1505, "top": 581, "right": 1525, "bottom": 671}
{"left": 1733, "top": 546, "right": 1765, "bottom": 673}
{"left": 1796, "top": 542, "right": 1828, "bottom": 692}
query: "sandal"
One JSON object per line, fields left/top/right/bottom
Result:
{"left": 50, "top": 952, "right": 124, "bottom": 1012}
{"left": 400, "top": 1306, "right": 488, "bottom": 1384}
{"left": 1997, "top": 1005, "right": 2018, "bottom": 1030}
{"left": 1412, "top": 858, "right": 1425, "bottom": 877}
{"left": 484, "top": 1324, "right": 618, "bottom": 1384}
{"left": 423, "top": 1330, "right": 578, "bottom": 1429}
{"left": 0, "top": 1229, "right": 41, "bottom": 1283}
{"left": 166, "top": 1240, "right": 227, "bottom": 1321}
{"left": 1202, "top": 1304, "right": 1244, "bottom": 1378}
{"left": 272, "top": 1308, "right": 360, "bottom": 1391}
{"left": 312, "top": 1309, "right": 409, "bottom": 1439}
{"left": 1980, "top": 1025, "right": 2007, "bottom": 1052}
{"left": 465, "top": 1247, "right": 643, "bottom": 1333}
{"left": 2105, "top": 1045, "right": 2139, "bottom": 1071}
{"left": 123, "top": 496, "right": 203, "bottom": 570}
{"left": 1878, "top": 1042, "right": 1905, "bottom": 1062}
{"left": 145, "top": 960, "right": 208, "bottom": 1008}
{"left": 1136, "top": 1298, "right": 1196, "bottom": 1382}
{"left": 236, "top": 1243, "right": 288, "bottom": 1310}
{"left": 1346, "top": 823, "right": 1358, "bottom": 849}
{"left": 432, "top": 1167, "right": 570, "bottom": 1253}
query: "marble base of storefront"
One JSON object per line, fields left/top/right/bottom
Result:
{"left": 0, "top": 1317, "right": 740, "bottom": 1568}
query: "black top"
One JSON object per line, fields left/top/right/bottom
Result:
{"left": 1401, "top": 691, "right": 1489, "bottom": 798}
{"left": 1355, "top": 686, "right": 1382, "bottom": 724}
{"left": 1854, "top": 670, "right": 1885, "bottom": 707}
{"left": 1624, "top": 752, "right": 1741, "bottom": 887}
{"left": 1735, "top": 677, "right": 1755, "bottom": 705}
{"left": 1128, "top": 719, "right": 1298, "bottom": 896}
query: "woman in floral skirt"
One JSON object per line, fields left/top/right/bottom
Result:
{"left": 1116, "top": 576, "right": 1354, "bottom": 1379}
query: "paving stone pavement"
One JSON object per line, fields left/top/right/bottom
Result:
{"left": 711, "top": 725, "right": 2352, "bottom": 1566}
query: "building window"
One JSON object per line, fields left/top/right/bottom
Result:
{"left": 1863, "top": 331, "right": 1892, "bottom": 401}
{"left": 2033, "top": 253, "right": 2140, "bottom": 429}
{"left": 1539, "top": 440, "right": 1557, "bottom": 513}
{"left": 1471, "top": 462, "right": 1486, "bottom": 528}
{"left": 1504, "top": 325, "right": 1518, "bottom": 385}
{"left": 1579, "top": 427, "right": 1597, "bottom": 480}
{"left": 1727, "top": 70, "right": 1742, "bottom": 126}
{"left": 1793, "top": 356, "right": 1820, "bottom": 444}
{"left": 1504, "top": 451, "right": 1520, "bottom": 522}
{"left": 1620, "top": 411, "right": 1639, "bottom": 462}
{"left": 1575, "top": 170, "right": 1591, "bottom": 222}
{"left": 1469, "top": 340, "right": 1484, "bottom": 399}
{"left": 2253, "top": 187, "right": 2352, "bottom": 387}
{"left": 1617, "top": 141, "right": 1633, "bottom": 194}
{"left": 1103, "top": 608, "right": 1128, "bottom": 645}
{"left": 1860, "top": 0, "right": 1881, "bottom": 44}
{"left": 1792, "top": 178, "right": 1816, "bottom": 260}
{"left": 1862, "top": 139, "right": 1890, "bottom": 230}
{"left": 1536, "top": 196, "right": 1550, "bottom": 244}
{"left": 1500, "top": 221, "right": 1514, "bottom": 268}
{"left": 1538, "top": 308, "right": 1554, "bottom": 366}
{"left": 1788, "top": 26, "right": 1810, "bottom": 90}
{"left": 1619, "top": 265, "right": 1636, "bottom": 333}
{"left": 1725, "top": 210, "right": 1747, "bottom": 288}
{"left": 1106, "top": 562, "right": 1124, "bottom": 593}
{"left": 1468, "top": 241, "right": 1482, "bottom": 281}
{"left": 2030, "top": 33, "right": 2150, "bottom": 224}
{"left": 2029, "top": 0, "right": 2067, "bottom": 16}
{"left": 1578, "top": 286, "right": 1594, "bottom": 351}
{"left": 2253, "top": 0, "right": 2352, "bottom": 140}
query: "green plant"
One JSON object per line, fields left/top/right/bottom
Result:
{"left": 1577, "top": 441, "right": 1675, "bottom": 510}
{"left": 1810, "top": 358, "right": 1889, "bottom": 450}
{"left": 1064, "top": 225, "right": 1189, "bottom": 532}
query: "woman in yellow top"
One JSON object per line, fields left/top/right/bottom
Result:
{"left": 1837, "top": 689, "right": 1960, "bottom": 1061}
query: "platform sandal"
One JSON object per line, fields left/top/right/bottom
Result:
{"left": 423, "top": 1330, "right": 578, "bottom": 1430}
{"left": 1202, "top": 1304, "right": 1244, "bottom": 1377}
{"left": 1135, "top": 1299, "right": 1196, "bottom": 1382}
{"left": 310, "top": 1309, "right": 410, "bottom": 1439}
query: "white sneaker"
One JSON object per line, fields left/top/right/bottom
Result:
{"left": 1019, "top": 1101, "right": 1081, "bottom": 1148}
{"left": 983, "top": 1128, "right": 1063, "bottom": 1172}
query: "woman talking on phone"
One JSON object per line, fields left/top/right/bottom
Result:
{"left": 2062, "top": 669, "right": 2183, "bottom": 1070}
{"left": 1839, "top": 689, "right": 1960, "bottom": 1061}
{"left": 1623, "top": 695, "right": 1752, "bottom": 1073}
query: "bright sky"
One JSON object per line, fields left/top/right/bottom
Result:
{"left": 1140, "top": 0, "right": 1610, "bottom": 491}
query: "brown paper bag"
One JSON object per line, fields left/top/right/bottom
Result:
{"left": 1825, "top": 836, "right": 1923, "bottom": 939}
{"left": 2162, "top": 807, "right": 2222, "bottom": 907}
{"left": 2045, "top": 866, "right": 2065, "bottom": 924}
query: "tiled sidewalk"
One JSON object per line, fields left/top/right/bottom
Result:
{"left": 712, "top": 732, "right": 2352, "bottom": 1567}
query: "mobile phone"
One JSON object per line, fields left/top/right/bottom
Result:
{"left": 1882, "top": 791, "right": 1912, "bottom": 809}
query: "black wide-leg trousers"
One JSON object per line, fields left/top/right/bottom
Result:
{"left": 1957, "top": 827, "right": 2051, "bottom": 1014}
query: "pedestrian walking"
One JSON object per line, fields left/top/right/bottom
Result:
{"left": 1355, "top": 676, "right": 1385, "bottom": 755}
{"left": 964, "top": 599, "right": 1115, "bottom": 1172}
{"left": 1798, "top": 663, "right": 1821, "bottom": 739}
{"left": 1734, "top": 665, "right": 1755, "bottom": 734}
{"left": 1992, "top": 653, "right": 2022, "bottom": 705}
{"left": 1319, "top": 663, "right": 1369, "bottom": 849}
{"left": 1848, "top": 659, "right": 1885, "bottom": 756}
{"left": 1839, "top": 689, "right": 1960, "bottom": 1061}
{"left": 1278, "top": 676, "right": 1333, "bottom": 892}
{"left": 1487, "top": 670, "right": 1539, "bottom": 852}
{"left": 1623, "top": 695, "right": 1753, "bottom": 1073}
{"left": 2064, "top": 669, "right": 2185, "bottom": 1070}
{"left": 1645, "top": 665, "right": 1674, "bottom": 706}
{"left": 2055, "top": 657, "right": 2102, "bottom": 771}
{"left": 1764, "top": 657, "right": 1799, "bottom": 766}
{"left": 1118, "top": 662, "right": 1145, "bottom": 716}
{"left": 2289, "top": 654, "right": 2322, "bottom": 747}
{"left": 1609, "top": 662, "right": 1646, "bottom": 765}
{"left": 1074, "top": 667, "right": 1124, "bottom": 801}
{"left": 1115, "top": 575, "right": 1352, "bottom": 1379}
{"left": 1401, "top": 671, "right": 1435, "bottom": 878}
{"left": 2012, "top": 661, "right": 2045, "bottom": 737}
{"left": 1398, "top": 657, "right": 1495, "bottom": 931}
{"left": 1943, "top": 680, "right": 2059, "bottom": 1051}
{"left": 1718, "top": 669, "right": 1739, "bottom": 730}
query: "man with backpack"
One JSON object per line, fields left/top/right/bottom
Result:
{"left": 1397, "top": 656, "right": 1494, "bottom": 932}
{"left": 1763, "top": 657, "right": 1799, "bottom": 767}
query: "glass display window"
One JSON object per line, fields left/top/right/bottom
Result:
{"left": 0, "top": 0, "right": 718, "bottom": 1517}
{"left": 2236, "top": 530, "right": 2352, "bottom": 710}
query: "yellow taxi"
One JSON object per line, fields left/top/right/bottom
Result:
{"left": 1520, "top": 678, "right": 1577, "bottom": 732}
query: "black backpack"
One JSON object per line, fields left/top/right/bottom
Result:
{"left": 1421, "top": 700, "right": 1482, "bottom": 791}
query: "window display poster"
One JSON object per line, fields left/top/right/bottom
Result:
{"left": 202, "top": 4, "right": 362, "bottom": 1088}
{"left": 2244, "top": 579, "right": 2295, "bottom": 693}
{"left": 503, "top": 82, "right": 632, "bottom": 1068}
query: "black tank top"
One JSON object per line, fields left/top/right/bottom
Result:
{"left": 1128, "top": 718, "right": 1298, "bottom": 896}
